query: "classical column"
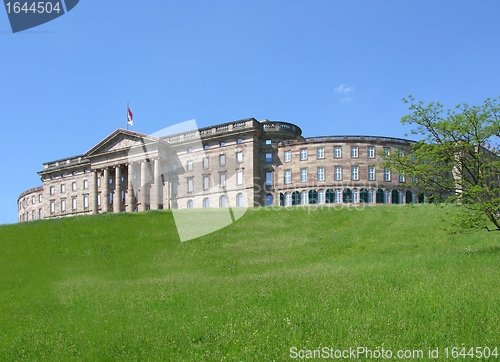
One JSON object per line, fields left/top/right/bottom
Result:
{"left": 151, "top": 158, "right": 162, "bottom": 210}
{"left": 103, "top": 168, "right": 110, "bottom": 213}
{"left": 139, "top": 161, "right": 148, "bottom": 212}
{"left": 91, "top": 170, "right": 98, "bottom": 214}
{"left": 126, "top": 163, "right": 135, "bottom": 212}
{"left": 114, "top": 165, "right": 122, "bottom": 213}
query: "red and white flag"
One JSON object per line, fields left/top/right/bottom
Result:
{"left": 127, "top": 107, "right": 133, "bottom": 126}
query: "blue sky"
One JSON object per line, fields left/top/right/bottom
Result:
{"left": 2, "top": 1, "right": 500, "bottom": 224}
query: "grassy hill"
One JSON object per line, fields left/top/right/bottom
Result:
{"left": 1, "top": 205, "right": 499, "bottom": 361}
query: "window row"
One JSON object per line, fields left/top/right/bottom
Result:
{"left": 19, "top": 194, "right": 43, "bottom": 209}
{"left": 183, "top": 152, "right": 244, "bottom": 173}
{"left": 279, "top": 188, "right": 421, "bottom": 205}
{"left": 202, "top": 138, "right": 245, "bottom": 151}
{"left": 186, "top": 171, "right": 244, "bottom": 192}
{"left": 49, "top": 169, "right": 90, "bottom": 180}
{"left": 283, "top": 167, "right": 403, "bottom": 183}
{"left": 20, "top": 208, "right": 43, "bottom": 222}
{"left": 186, "top": 193, "right": 245, "bottom": 209}
{"left": 283, "top": 146, "right": 394, "bottom": 162}
{"left": 49, "top": 195, "right": 91, "bottom": 214}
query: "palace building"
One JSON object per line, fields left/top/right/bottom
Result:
{"left": 17, "top": 118, "right": 419, "bottom": 223}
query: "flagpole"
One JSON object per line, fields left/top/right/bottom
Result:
{"left": 126, "top": 102, "right": 129, "bottom": 130}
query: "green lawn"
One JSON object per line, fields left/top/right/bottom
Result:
{"left": 1, "top": 205, "right": 499, "bottom": 361}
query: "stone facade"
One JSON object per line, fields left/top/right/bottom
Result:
{"left": 18, "top": 118, "right": 419, "bottom": 222}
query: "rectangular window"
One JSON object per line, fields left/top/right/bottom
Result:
{"left": 187, "top": 160, "right": 193, "bottom": 172}
{"left": 237, "top": 138, "right": 242, "bottom": 144}
{"left": 351, "top": 146, "right": 358, "bottom": 158}
{"left": 219, "top": 154, "right": 226, "bottom": 166}
{"left": 317, "top": 167, "right": 325, "bottom": 181}
{"left": 236, "top": 170, "right": 243, "bottom": 185}
{"left": 368, "top": 166, "right": 375, "bottom": 181}
{"left": 220, "top": 141, "right": 225, "bottom": 147}
{"left": 39, "top": 208, "right": 43, "bottom": 219}
{"left": 284, "top": 151, "right": 291, "bottom": 162}
{"left": 300, "top": 149, "right": 307, "bottom": 160}
{"left": 367, "top": 146, "right": 375, "bottom": 158}
{"left": 399, "top": 174, "right": 405, "bottom": 182}
{"left": 97, "top": 193, "right": 101, "bottom": 206}
{"left": 83, "top": 180, "right": 88, "bottom": 190}
{"left": 317, "top": 147, "right": 324, "bottom": 159}
{"left": 351, "top": 166, "right": 359, "bottom": 180}
{"left": 203, "top": 157, "right": 209, "bottom": 169}
{"left": 60, "top": 184, "right": 65, "bottom": 193}
{"left": 203, "top": 175, "right": 210, "bottom": 190}
{"left": 50, "top": 201, "right": 55, "bottom": 214}
{"left": 72, "top": 197, "right": 77, "bottom": 211}
{"left": 72, "top": 182, "right": 77, "bottom": 191}
{"left": 334, "top": 166, "right": 342, "bottom": 181}
{"left": 109, "top": 193, "right": 113, "bottom": 205}
{"left": 383, "top": 147, "right": 390, "bottom": 156}
{"left": 32, "top": 196, "right": 35, "bottom": 204}
{"left": 265, "top": 153, "right": 272, "bottom": 163}
{"left": 84, "top": 195, "right": 89, "bottom": 209}
{"left": 97, "top": 177, "right": 101, "bottom": 187}
{"left": 39, "top": 194, "right": 43, "bottom": 203}
{"left": 32, "top": 210, "right": 35, "bottom": 220}
{"left": 300, "top": 168, "right": 307, "bottom": 182}
{"left": 61, "top": 199, "right": 66, "bottom": 212}
{"left": 384, "top": 168, "right": 391, "bottom": 181}
{"left": 236, "top": 151, "right": 243, "bottom": 163}
{"left": 220, "top": 173, "right": 226, "bottom": 188}
{"left": 172, "top": 183, "right": 177, "bottom": 196}
{"left": 334, "top": 146, "right": 342, "bottom": 158}
{"left": 266, "top": 139, "right": 272, "bottom": 145}
{"left": 187, "top": 178, "right": 194, "bottom": 192}
{"left": 398, "top": 149, "right": 404, "bottom": 157}
{"left": 284, "top": 170, "right": 291, "bottom": 184}
{"left": 265, "top": 172, "right": 272, "bottom": 186}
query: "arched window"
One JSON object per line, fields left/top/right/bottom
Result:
{"left": 405, "top": 190, "right": 412, "bottom": 204}
{"left": 301, "top": 191, "right": 308, "bottom": 205}
{"left": 335, "top": 189, "right": 342, "bottom": 203}
{"left": 203, "top": 197, "right": 210, "bottom": 208}
{"left": 418, "top": 193, "right": 424, "bottom": 203}
{"left": 317, "top": 190, "right": 325, "bottom": 204}
{"left": 308, "top": 190, "right": 317, "bottom": 204}
{"left": 326, "top": 189, "right": 334, "bottom": 204}
{"left": 220, "top": 195, "right": 227, "bottom": 208}
{"left": 285, "top": 192, "right": 292, "bottom": 206}
{"left": 368, "top": 189, "right": 375, "bottom": 203}
{"left": 352, "top": 189, "right": 359, "bottom": 203}
{"left": 187, "top": 199, "right": 194, "bottom": 209}
{"left": 384, "top": 190, "right": 390, "bottom": 204}
{"left": 292, "top": 191, "right": 300, "bottom": 205}
{"left": 360, "top": 188, "right": 368, "bottom": 203}
{"left": 392, "top": 189, "right": 399, "bottom": 204}
{"left": 376, "top": 189, "right": 384, "bottom": 204}
{"left": 236, "top": 193, "right": 244, "bottom": 207}
{"left": 265, "top": 194, "right": 273, "bottom": 206}
{"left": 343, "top": 188, "right": 352, "bottom": 203}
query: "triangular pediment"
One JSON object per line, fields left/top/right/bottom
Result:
{"left": 84, "top": 129, "right": 159, "bottom": 158}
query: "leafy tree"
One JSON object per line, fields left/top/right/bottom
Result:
{"left": 385, "top": 96, "right": 500, "bottom": 232}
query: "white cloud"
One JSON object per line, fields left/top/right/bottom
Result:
{"left": 334, "top": 84, "right": 354, "bottom": 94}
{"left": 340, "top": 97, "right": 354, "bottom": 103}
